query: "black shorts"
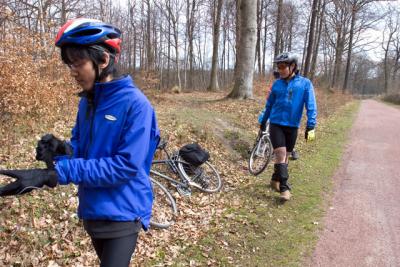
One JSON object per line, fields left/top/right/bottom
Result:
{"left": 269, "top": 123, "right": 298, "bottom": 152}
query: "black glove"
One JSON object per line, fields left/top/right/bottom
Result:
{"left": 0, "top": 169, "right": 58, "bottom": 196}
{"left": 36, "top": 134, "right": 73, "bottom": 169}
{"left": 260, "top": 123, "right": 267, "bottom": 132}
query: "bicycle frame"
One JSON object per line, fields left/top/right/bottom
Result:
{"left": 255, "top": 130, "right": 270, "bottom": 157}
{"left": 151, "top": 144, "right": 192, "bottom": 188}
{"left": 151, "top": 160, "right": 189, "bottom": 188}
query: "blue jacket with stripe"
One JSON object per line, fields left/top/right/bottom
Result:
{"left": 261, "top": 74, "right": 317, "bottom": 128}
{"left": 55, "top": 75, "right": 160, "bottom": 230}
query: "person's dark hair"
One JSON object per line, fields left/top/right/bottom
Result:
{"left": 61, "top": 44, "right": 119, "bottom": 82}
{"left": 273, "top": 71, "right": 280, "bottom": 79}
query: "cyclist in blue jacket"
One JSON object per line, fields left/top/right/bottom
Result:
{"left": 0, "top": 18, "right": 160, "bottom": 266}
{"left": 260, "top": 52, "right": 317, "bottom": 201}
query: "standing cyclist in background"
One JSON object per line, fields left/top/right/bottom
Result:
{"left": 0, "top": 18, "right": 160, "bottom": 266}
{"left": 265, "top": 71, "right": 299, "bottom": 161}
{"left": 259, "top": 52, "right": 317, "bottom": 201}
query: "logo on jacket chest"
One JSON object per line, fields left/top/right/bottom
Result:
{"left": 105, "top": 115, "right": 117, "bottom": 121}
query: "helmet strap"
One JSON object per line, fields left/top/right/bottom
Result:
{"left": 94, "top": 63, "right": 101, "bottom": 82}
{"left": 288, "top": 63, "right": 297, "bottom": 78}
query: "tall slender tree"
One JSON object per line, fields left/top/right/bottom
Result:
{"left": 208, "top": 0, "right": 224, "bottom": 91}
{"left": 303, "top": 0, "right": 319, "bottom": 77}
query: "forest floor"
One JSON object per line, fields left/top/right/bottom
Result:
{"left": 0, "top": 82, "right": 357, "bottom": 266}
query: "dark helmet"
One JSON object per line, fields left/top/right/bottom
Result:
{"left": 274, "top": 52, "right": 298, "bottom": 66}
{"left": 55, "top": 18, "right": 122, "bottom": 54}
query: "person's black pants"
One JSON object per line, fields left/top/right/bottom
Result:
{"left": 91, "top": 233, "right": 139, "bottom": 267}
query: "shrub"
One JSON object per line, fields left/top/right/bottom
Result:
{"left": 382, "top": 94, "right": 400, "bottom": 105}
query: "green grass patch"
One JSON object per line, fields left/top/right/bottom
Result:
{"left": 173, "top": 101, "right": 360, "bottom": 266}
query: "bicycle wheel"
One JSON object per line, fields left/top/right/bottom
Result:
{"left": 149, "top": 177, "right": 178, "bottom": 229}
{"left": 248, "top": 134, "right": 273, "bottom": 176}
{"left": 177, "top": 160, "right": 222, "bottom": 193}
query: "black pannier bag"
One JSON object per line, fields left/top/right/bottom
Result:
{"left": 179, "top": 143, "right": 210, "bottom": 167}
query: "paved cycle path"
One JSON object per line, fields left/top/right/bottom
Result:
{"left": 310, "top": 100, "right": 400, "bottom": 266}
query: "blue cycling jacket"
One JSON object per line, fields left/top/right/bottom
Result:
{"left": 55, "top": 75, "right": 160, "bottom": 230}
{"left": 261, "top": 74, "right": 317, "bottom": 128}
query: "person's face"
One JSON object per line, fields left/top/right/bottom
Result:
{"left": 277, "top": 62, "right": 295, "bottom": 79}
{"left": 68, "top": 59, "right": 96, "bottom": 91}
{"left": 67, "top": 52, "right": 111, "bottom": 91}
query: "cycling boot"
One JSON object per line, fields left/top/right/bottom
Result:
{"left": 280, "top": 190, "right": 291, "bottom": 201}
{"left": 270, "top": 164, "right": 280, "bottom": 192}
{"left": 289, "top": 150, "right": 299, "bottom": 160}
{"left": 276, "top": 163, "right": 291, "bottom": 201}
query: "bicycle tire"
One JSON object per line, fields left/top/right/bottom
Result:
{"left": 248, "top": 134, "right": 273, "bottom": 176}
{"left": 177, "top": 159, "right": 222, "bottom": 193}
{"left": 149, "top": 177, "right": 178, "bottom": 229}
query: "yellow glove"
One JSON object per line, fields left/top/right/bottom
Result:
{"left": 305, "top": 128, "right": 315, "bottom": 141}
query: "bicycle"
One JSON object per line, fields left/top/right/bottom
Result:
{"left": 149, "top": 139, "right": 222, "bottom": 228}
{"left": 248, "top": 124, "right": 273, "bottom": 176}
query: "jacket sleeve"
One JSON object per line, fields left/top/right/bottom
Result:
{"left": 55, "top": 100, "right": 159, "bottom": 188}
{"left": 304, "top": 80, "right": 317, "bottom": 128}
{"left": 261, "top": 84, "right": 276, "bottom": 125}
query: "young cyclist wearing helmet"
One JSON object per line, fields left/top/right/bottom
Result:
{"left": 259, "top": 52, "right": 317, "bottom": 201}
{"left": 0, "top": 18, "right": 160, "bottom": 266}
{"left": 262, "top": 71, "right": 300, "bottom": 161}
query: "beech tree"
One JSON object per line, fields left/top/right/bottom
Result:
{"left": 227, "top": 0, "right": 257, "bottom": 99}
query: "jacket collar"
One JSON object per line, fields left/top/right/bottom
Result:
{"left": 281, "top": 73, "right": 300, "bottom": 84}
{"left": 78, "top": 75, "right": 133, "bottom": 102}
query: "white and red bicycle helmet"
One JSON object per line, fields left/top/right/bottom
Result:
{"left": 55, "top": 18, "right": 121, "bottom": 54}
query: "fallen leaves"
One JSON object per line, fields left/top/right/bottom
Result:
{"left": 0, "top": 65, "right": 353, "bottom": 266}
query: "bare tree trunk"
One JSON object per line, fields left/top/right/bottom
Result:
{"left": 186, "top": 0, "right": 196, "bottom": 89}
{"left": 167, "top": 0, "right": 171, "bottom": 89}
{"left": 331, "top": 32, "right": 344, "bottom": 89}
{"left": 303, "top": 0, "right": 319, "bottom": 77}
{"left": 383, "top": 35, "right": 392, "bottom": 94}
{"left": 208, "top": 0, "right": 224, "bottom": 91}
{"left": 342, "top": 4, "right": 356, "bottom": 92}
{"left": 310, "top": 0, "right": 326, "bottom": 80}
{"left": 234, "top": 0, "right": 241, "bottom": 74}
{"left": 145, "top": 0, "right": 153, "bottom": 71}
{"left": 262, "top": 0, "right": 270, "bottom": 75}
{"left": 61, "top": 0, "right": 67, "bottom": 24}
{"left": 273, "top": 0, "right": 283, "bottom": 67}
{"left": 222, "top": 7, "right": 227, "bottom": 85}
{"left": 227, "top": 0, "right": 257, "bottom": 99}
{"left": 38, "top": 0, "right": 47, "bottom": 59}
{"left": 255, "top": 0, "right": 262, "bottom": 74}
{"left": 302, "top": 12, "right": 311, "bottom": 70}
{"left": 391, "top": 39, "right": 400, "bottom": 93}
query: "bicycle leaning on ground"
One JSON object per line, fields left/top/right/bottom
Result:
{"left": 248, "top": 122, "right": 273, "bottom": 176}
{"left": 149, "top": 139, "right": 222, "bottom": 229}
